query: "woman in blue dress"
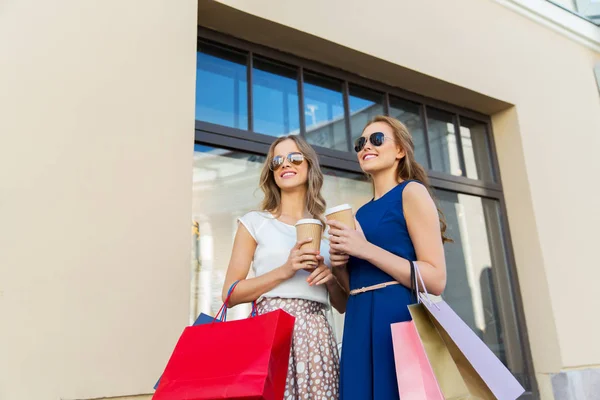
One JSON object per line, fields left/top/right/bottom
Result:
{"left": 327, "top": 115, "right": 450, "bottom": 399}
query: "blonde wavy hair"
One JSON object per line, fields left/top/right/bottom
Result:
{"left": 364, "top": 115, "right": 451, "bottom": 243}
{"left": 259, "top": 135, "right": 327, "bottom": 226}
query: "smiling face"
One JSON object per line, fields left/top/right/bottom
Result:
{"left": 357, "top": 121, "right": 405, "bottom": 174}
{"left": 259, "top": 135, "right": 326, "bottom": 223}
{"left": 271, "top": 139, "right": 309, "bottom": 191}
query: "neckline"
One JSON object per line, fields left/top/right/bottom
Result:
{"left": 269, "top": 213, "right": 296, "bottom": 228}
{"left": 372, "top": 180, "right": 408, "bottom": 203}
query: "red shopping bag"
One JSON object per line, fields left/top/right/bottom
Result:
{"left": 153, "top": 283, "right": 295, "bottom": 400}
{"left": 391, "top": 321, "right": 444, "bottom": 400}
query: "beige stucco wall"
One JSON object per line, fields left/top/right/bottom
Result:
{"left": 2, "top": 0, "right": 599, "bottom": 398}
{"left": 0, "top": 0, "right": 198, "bottom": 399}
{"left": 213, "top": 0, "right": 600, "bottom": 377}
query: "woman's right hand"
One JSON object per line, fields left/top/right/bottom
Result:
{"left": 280, "top": 238, "right": 320, "bottom": 279}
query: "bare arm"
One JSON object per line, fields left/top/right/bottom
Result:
{"left": 326, "top": 224, "right": 355, "bottom": 313}
{"left": 403, "top": 183, "right": 446, "bottom": 295}
{"left": 329, "top": 182, "right": 446, "bottom": 295}
{"left": 325, "top": 275, "right": 348, "bottom": 313}
{"left": 329, "top": 250, "right": 350, "bottom": 294}
{"left": 325, "top": 219, "right": 359, "bottom": 313}
{"left": 222, "top": 224, "right": 319, "bottom": 307}
{"left": 303, "top": 255, "right": 348, "bottom": 313}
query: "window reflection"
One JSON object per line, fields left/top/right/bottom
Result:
{"left": 252, "top": 57, "right": 300, "bottom": 137}
{"left": 303, "top": 73, "right": 348, "bottom": 151}
{"left": 460, "top": 118, "right": 495, "bottom": 182}
{"left": 349, "top": 85, "right": 384, "bottom": 141}
{"left": 389, "top": 97, "right": 428, "bottom": 168}
{"left": 196, "top": 42, "right": 248, "bottom": 130}
{"left": 194, "top": 44, "right": 495, "bottom": 183}
{"left": 194, "top": 42, "right": 496, "bottom": 184}
{"left": 321, "top": 168, "right": 372, "bottom": 342}
{"left": 427, "top": 108, "right": 462, "bottom": 176}
{"left": 437, "top": 190, "right": 528, "bottom": 388}
{"left": 190, "top": 145, "right": 372, "bottom": 333}
{"left": 191, "top": 145, "right": 264, "bottom": 321}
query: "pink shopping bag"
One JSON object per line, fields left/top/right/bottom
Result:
{"left": 391, "top": 321, "right": 444, "bottom": 400}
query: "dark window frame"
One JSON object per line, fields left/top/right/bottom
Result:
{"left": 195, "top": 26, "right": 538, "bottom": 399}
{"left": 196, "top": 29, "right": 501, "bottom": 193}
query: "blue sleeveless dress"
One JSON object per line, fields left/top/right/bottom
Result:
{"left": 340, "top": 180, "right": 417, "bottom": 400}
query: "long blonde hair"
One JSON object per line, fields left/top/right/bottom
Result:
{"left": 259, "top": 135, "right": 326, "bottom": 226}
{"left": 364, "top": 115, "right": 451, "bottom": 243}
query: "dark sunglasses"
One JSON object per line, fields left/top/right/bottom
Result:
{"left": 270, "top": 152, "right": 305, "bottom": 171}
{"left": 354, "top": 132, "right": 390, "bottom": 153}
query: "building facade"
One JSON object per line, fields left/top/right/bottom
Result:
{"left": 1, "top": 0, "right": 600, "bottom": 399}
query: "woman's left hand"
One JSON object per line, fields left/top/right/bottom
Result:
{"left": 306, "top": 262, "right": 335, "bottom": 286}
{"left": 327, "top": 219, "right": 371, "bottom": 259}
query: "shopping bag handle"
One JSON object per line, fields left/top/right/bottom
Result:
{"left": 214, "top": 280, "right": 258, "bottom": 322}
{"left": 410, "top": 261, "right": 440, "bottom": 310}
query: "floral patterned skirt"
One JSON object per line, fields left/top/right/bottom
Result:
{"left": 256, "top": 297, "right": 340, "bottom": 400}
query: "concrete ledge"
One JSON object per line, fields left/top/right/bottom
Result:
{"left": 551, "top": 367, "right": 600, "bottom": 400}
{"left": 494, "top": 0, "right": 600, "bottom": 52}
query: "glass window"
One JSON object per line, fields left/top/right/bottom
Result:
{"left": 252, "top": 57, "right": 300, "bottom": 137}
{"left": 349, "top": 85, "right": 385, "bottom": 141}
{"left": 389, "top": 97, "right": 428, "bottom": 168}
{"left": 426, "top": 108, "right": 462, "bottom": 176}
{"left": 303, "top": 72, "right": 348, "bottom": 151}
{"left": 575, "top": 0, "right": 600, "bottom": 24}
{"left": 190, "top": 145, "right": 264, "bottom": 322}
{"left": 437, "top": 190, "right": 530, "bottom": 389}
{"left": 549, "top": 0, "right": 600, "bottom": 25}
{"left": 321, "top": 168, "right": 372, "bottom": 344}
{"left": 192, "top": 36, "right": 531, "bottom": 389}
{"left": 460, "top": 118, "right": 496, "bottom": 182}
{"left": 196, "top": 42, "right": 248, "bottom": 130}
{"left": 190, "top": 145, "right": 372, "bottom": 328}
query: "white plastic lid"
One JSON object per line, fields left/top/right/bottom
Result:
{"left": 295, "top": 218, "right": 323, "bottom": 226}
{"left": 325, "top": 204, "right": 352, "bottom": 215}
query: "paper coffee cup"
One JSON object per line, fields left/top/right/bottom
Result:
{"left": 295, "top": 219, "right": 322, "bottom": 268}
{"left": 325, "top": 204, "right": 355, "bottom": 229}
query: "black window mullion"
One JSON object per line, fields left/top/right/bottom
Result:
{"left": 486, "top": 122, "right": 501, "bottom": 183}
{"left": 384, "top": 92, "right": 390, "bottom": 116}
{"left": 455, "top": 114, "right": 467, "bottom": 177}
{"left": 421, "top": 106, "right": 433, "bottom": 169}
{"left": 298, "top": 66, "right": 306, "bottom": 137}
{"left": 247, "top": 52, "right": 254, "bottom": 132}
{"left": 343, "top": 81, "right": 353, "bottom": 152}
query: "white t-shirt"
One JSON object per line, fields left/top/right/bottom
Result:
{"left": 238, "top": 211, "right": 330, "bottom": 305}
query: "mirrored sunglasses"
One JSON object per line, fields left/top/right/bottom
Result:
{"left": 270, "top": 152, "right": 305, "bottom": 171}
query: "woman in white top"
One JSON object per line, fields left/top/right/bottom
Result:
{"left": 222, "top": 135, "right": 347, "bottom": 400}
